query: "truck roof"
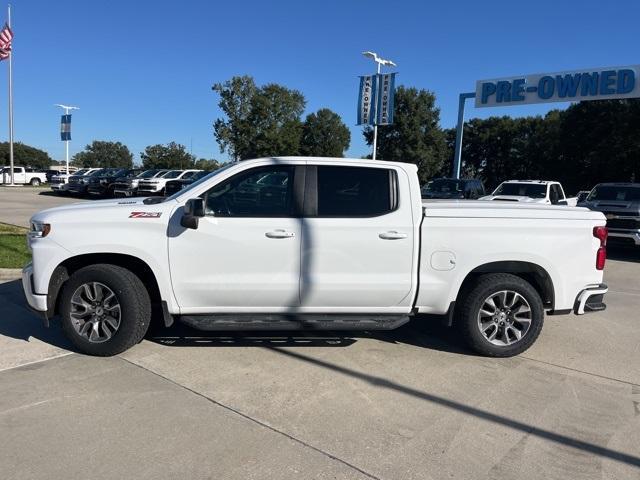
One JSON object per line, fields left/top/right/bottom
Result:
{"left": 250, "top": 156, "right": 419, "bottom": 171}
{"left": 500, "top": 180, "right": 559, "bottom": 184}
{"left": 594, "top": 182, "right": 640, "bottom": 187}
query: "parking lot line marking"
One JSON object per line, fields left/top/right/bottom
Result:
{"left": 120, "top": 356, "right": 383, "bottom": 480}
{"left": 0, "top": 352, "right": 74, "bottom": 374}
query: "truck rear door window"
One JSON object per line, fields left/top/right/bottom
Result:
{"left": 316, "top": 166, "right": 395, "bottom": 217}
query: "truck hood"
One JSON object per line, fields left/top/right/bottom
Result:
{"left": 32, "top": 197, "right": 175, "bottom": 223}
{"left": 582, "top": 200, "right": 640, "bottom": 216}
{"left": 479, "top": 195, "right": 545, "bottom": 203}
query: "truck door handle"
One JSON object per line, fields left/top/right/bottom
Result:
{"left": 379, "top": 231, "right": 408, "bottom": 240}
{"left": 265, "top": 230, "right": 296, "bottom": 239}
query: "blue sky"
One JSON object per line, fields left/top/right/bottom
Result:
{"left": 1, "top": 0, "right": 639, "bottom": 163}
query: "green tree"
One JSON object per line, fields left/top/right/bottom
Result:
{"left": 0, "top": 142, "right": 52, "bottom": 169}
{"left": 300, "top": 108, "right": 350, "bottom": 157}
{"left": 452, "top": 99, "right": 640, "bottom": 193}
{"left": 194, "top": 158, "right": 222, "bottom": 171}
{"left": 140, "top": 142, "right": 195, "bottom": 169}
{"left": 212, "top": 76, "right": 306, "bottom": 159}
{"left": 363, "top": 86, "right": 448, "bottom": 183}
{"left": 72, "top": 140, "right": 133, "bottom": 168}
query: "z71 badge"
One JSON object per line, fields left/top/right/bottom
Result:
{"left": 129, "top": 212, "right": 162, "bottom": 218}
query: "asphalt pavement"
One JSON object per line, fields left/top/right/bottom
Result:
{"left": 0, "top": 186, "right": 84, "bottom": 227}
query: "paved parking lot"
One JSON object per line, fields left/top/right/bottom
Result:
{"left": 0, "top": 186, "right": 86, "bottom": 227}
{"left": 1, "top": 187, "right": 639, "bottom": 479}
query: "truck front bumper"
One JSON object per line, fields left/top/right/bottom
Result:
{"left": 573, "top": 284, "right": 608, "bottom": 315}
{"left": 608, "top": 230, "right": 640, "bottom": 246}
{"left": 21, "top": 263, "right": 48, "bottom": 320}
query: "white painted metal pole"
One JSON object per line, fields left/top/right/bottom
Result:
{"left": 7, "top": 4, "right": 14, "bottom": 185}
{"left": 371, "top": 61, "right": 381, "bottom": 160}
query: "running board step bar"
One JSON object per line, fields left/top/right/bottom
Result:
{"left": 178, "top": 314, "right": 410, "bottom": 331}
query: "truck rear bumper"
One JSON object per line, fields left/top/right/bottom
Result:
{"left": 21, "top": 263, "right": 48, "bottom": 317}
{"left": 574, "top": 283, "right": 608, "bottom": 315}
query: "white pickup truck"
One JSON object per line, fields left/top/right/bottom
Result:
{"left": 0, "top": 166, "right": 48, "bottom": 186}
{"left": 481, "top": 180, "right": 577, "bottom": 206}
{"left": 22, "top": 157, "right": 609, "bottom": 357}
{"left": 136, "top": 169, "right": 201, "bottom": 195}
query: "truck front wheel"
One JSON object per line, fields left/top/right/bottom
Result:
{"left": 457, "top": 273, "right": 544, "bottom": 357}
{"left": 59, "top": 264, "right": 151, "bottom": 356}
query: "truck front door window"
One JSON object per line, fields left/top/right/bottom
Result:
{"left": 202, "top": 166, "right": 294, "bottom": 217}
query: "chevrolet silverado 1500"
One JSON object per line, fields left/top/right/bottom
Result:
{"left": 23, "top": 157, "right": 609, "bottom": 357}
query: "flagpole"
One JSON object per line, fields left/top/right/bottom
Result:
{"left": 7, "top": 3, "right": 14, "bottom": 185}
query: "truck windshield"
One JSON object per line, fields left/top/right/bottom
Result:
{"left": 587, "top": 185, "right": 640, "bottom": 201}
{"left": 162, "top": 170, "right": 182, "bottom": 179}
{"left": 164, "top": 164, "right": 235, "bottom": 201}
{"left": 74, "top": 169, "right": 89, "bottom": 175}
{"left": 493, "top": 183, "right": 547, "bottom": 198}
{"left": 423, "top": 179, "right": 464, "bottom": 193}
{"left": 137, "top": 169, "right": 160, "bottom": 178}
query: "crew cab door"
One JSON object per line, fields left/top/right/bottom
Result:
{"left": 168, "top": 165, "right": 304, "bottom": 312}
{"left": 300, "top": 164, "right": 415, "bottom": 310}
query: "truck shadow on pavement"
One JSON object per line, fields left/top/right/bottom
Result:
{"left": 0, "top": 280, "right": 71, "bottom": 350}
{"left": 0, "top": 278, "right": 471, "bottom": 356}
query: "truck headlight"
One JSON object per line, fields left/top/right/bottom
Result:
{"left": 29, "top": 221, "right": 51, "bottom": 239}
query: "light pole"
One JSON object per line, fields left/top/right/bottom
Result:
{"left": 54, "top": 104, "right": 79, "bottom": 175}
{"left": 362, "top": 51, "right": 396, "bottom": 160}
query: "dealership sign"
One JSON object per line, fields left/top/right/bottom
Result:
{"left": 357, "top": 73, "right": 397, "bottom": 125}
{"left": 475, "top": 65, "right": 640, "bottom": 108}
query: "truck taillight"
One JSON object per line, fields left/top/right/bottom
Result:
{"left": 593, "top": 226, "right": 607, "bottom": 270}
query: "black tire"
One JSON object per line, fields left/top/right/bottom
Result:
{"left": 59, "top": 264, "right": 151, "bottom": 356}
{"left": 30, "top": 178, "right": 41, "bottom": 186}
{"left": 457, "top": 273, "right": 544, "bottom": 357}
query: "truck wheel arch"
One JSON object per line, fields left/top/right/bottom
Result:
{"left": 48, "top": 253, "right": 165, "bottom": 325}
{"left": 459, "top": 261, "right": 555, "bottom": 310}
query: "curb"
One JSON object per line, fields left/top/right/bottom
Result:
{"left": 0, "top": 268, "right": 22, "bottom": 282}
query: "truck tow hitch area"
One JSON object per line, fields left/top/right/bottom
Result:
{"left": 574, "top": 284, "right": 608, "bottom": 314}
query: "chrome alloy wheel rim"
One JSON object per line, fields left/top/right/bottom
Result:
{"left": 70, "top": 282, "right": 121, "bottom": 343}
{"left": 477, "top": 290, "right": 532, "bottom": 346}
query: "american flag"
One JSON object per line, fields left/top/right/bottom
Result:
{"left": 0, "top": 23, "right": 13, "bottom": 61}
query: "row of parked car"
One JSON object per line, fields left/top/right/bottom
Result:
{"left": 421, "top": 177, "right": 640, "bottom": 248}
{"left": 50, "top": 168, "right": 210, "bottom": 198}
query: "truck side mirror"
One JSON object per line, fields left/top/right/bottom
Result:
{"left": 181, "top": 198, "right": 205, "bottom": 229}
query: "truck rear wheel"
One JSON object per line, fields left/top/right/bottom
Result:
{"left": 457, "top": 273, "right": 544, "bottom": 357}
{"left": 30, "top": 178, "right": 41, "bottom": 186}
{"left": 59, "top": 264, "right": 151, "bottom": 356}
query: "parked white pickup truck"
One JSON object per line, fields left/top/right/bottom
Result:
{"left": 0, "top": 166, "right": 47, "bottom": 186}
{"left": 136, "top": 169, "right": 201, "bottom": 195}
{"left": 481, "top": 180, "right": 577, "bottom": 206}
{"left": 22, "top": 157, "right": 609, "bottom": 357}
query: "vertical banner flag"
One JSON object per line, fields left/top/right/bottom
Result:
{"left": 60, "top": 114, "right": 71, "bottom": 141}
{"left": 357, "top": 75, "right": 378, "bottom": 125}
{"left": 376, "top": 73, "right": 396, "bottom": 125}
